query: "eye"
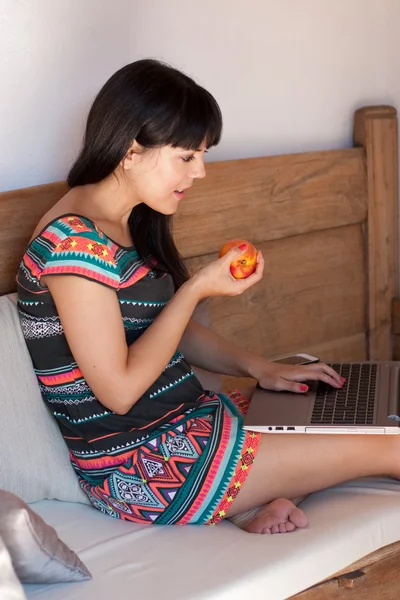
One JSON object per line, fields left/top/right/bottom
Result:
{"left": 182, "top": 155, "right": 195, "bottom": 163}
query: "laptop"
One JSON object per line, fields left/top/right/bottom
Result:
{"left": 243, "top": 361, "right": 400, "bottom": 434}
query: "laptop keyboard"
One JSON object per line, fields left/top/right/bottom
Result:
{"left": 311, "top": 363, "right": 377, "bottom": 425}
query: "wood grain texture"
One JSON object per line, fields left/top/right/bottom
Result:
{"left": 0, "top": 181, "right": 68, "bottom": 295}
{"left": 392, "top": 299, "right": 400, "bottom": 360}
{"left": 329, "top": 540, "right": 400, "bottom": 579}
{"left": 354, "top": 106, "right": 399, "bottom": 360}
{"left": 185, "top": 225, "right": 367, "bottom": 360}
{"left": 0, "top": 149, "right": 367, "bottom": 296}
{"left": 291, "top": 545, "right": 400, "bottom": 599}
{"left": 173, "top": 148, "right": 367, "bottom": 258}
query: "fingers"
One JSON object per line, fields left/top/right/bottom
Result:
{"left": 275, "top": 378, "right": 309, "bottom": 394}
{"left": 221, "top": 246, "right": 247, "bottom": 263}
{"left": 233, "top": 251, "right": 264, "bottom": 289}
{"left": 276, "top": 363, "right": 345, "bottom": 394}
{"left": 305, "top": 363, "right": 344, "bottom": 388}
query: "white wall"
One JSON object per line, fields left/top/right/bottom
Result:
{"left": 387, "top": 1, "right": 400, "bottom": 126}
{"left": 0, "top": 0, "right": 136, "bottom": 191}
{"left": 0, "top": 0, "right": 398, "bottom": 192}
{"left": 133, "top": 0, "right": 396, "bottom": 160}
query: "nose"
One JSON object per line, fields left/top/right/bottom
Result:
{"left": 192, "top": 157, "right": 206, "bottom": 179}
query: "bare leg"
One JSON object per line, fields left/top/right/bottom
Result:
{"left": 226, "top": 433, "right": 400, "bottom": 530}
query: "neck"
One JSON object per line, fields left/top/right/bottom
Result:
{"left": 72, "top": 173, "right": 140, "bottom": 227}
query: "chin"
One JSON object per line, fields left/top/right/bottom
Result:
{"left": 143, "top": 196, "right": 180, "bottom": 216}
{"left": 163, "top": 201, "right": 180, "bottom": 215}
{"left": 153, "top": 206, "right": 177, "bottom": 216}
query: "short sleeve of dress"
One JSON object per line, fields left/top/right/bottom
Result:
{"left": 28, "top": 215, "right": 120, "bottom": 290}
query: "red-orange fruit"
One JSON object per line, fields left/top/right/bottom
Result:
{"left": 219, "top": 239, "right": 257, "bottom": 279}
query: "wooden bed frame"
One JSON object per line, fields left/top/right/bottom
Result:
{"left": 0, "top": 105, "right": 399, "bottom": 598}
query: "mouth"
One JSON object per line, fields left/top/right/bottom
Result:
{"left": 173, "top": 187, "right": 190, "bottom": 200}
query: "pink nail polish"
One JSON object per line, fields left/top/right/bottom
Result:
{"left": 238, "top": 244, "right": 247, "bottom": 250}
{"left": 300, "top": 385, "right": 308, "bottom": 392}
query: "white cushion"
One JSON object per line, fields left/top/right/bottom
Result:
{"left": 23, "top": 476, "right": 400, "bottom": 600}
{"left": 0, "top": 294, "right": 89, "bottom": 504}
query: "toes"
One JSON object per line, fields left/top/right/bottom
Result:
{"left": 289, "top": 506, "right": 308, "bottom": 529}
{"left": 271, "top": 524, "right": 280, "bottom": 534}
{"left": 261, "top": 527, "right": 271, "bottom": 534}
{"left": 285, "top": 521, "right": 296, "bottom": 533}
{"left": 242, "top": 499, "right": 308, "bottom": 535}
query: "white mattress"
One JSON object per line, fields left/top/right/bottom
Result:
{"left": 24, "top": 477, "right": 400, "bottom": 600}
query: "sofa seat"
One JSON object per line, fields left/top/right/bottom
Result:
{"left": 24, "top": 476, "right": 400, "bottom": 600}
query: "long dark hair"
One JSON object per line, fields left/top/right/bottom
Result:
{"left": 67, "top": 59, "right": 222, "bottom": 289}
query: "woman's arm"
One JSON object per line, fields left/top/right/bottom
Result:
{"left": 42, "top": 246, "right": 263, "bottom": 416}
{"left": 179, "top": 319, "right": 344, "bottom": 393}
{"left": 44, "top": 275, "right": 200, "bottom": 415}
{"left": 178, "top": 319, "right": 261, "bottom": 378}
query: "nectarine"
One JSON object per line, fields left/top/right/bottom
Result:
{"left": 219, "top": 239, "right": 257, "bottom": 279}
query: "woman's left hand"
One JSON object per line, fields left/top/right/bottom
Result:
{"left": 250, "top": 359, "right": 345, "bottom": 394}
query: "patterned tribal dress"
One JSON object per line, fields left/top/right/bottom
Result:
{"left": 17, "top": 214, "right": 261, "bottom": 525}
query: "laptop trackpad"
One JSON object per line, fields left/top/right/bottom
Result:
{"left": 244, "top": 387, "right": 314, "bottom": 428}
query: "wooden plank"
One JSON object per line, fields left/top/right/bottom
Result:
{"left": 303, "top": 332, "right": 367, "bottom": 363}
{"left": 394, "top": 337, "right": 400, "bottom": 362}
{"left": 291, "top": 546, "right": 400, "bottom": 599}
{"left": 0, "top": 148, "right": 367, "bottom": 294}
{"left": 0, "top": 181, "right": 68, "bottom": 295}
{"left": 354, "top": 106, "right": 399, "bottom": 360}
{"left": 185, "top": 225, "right": 367, "bottom": 360}
{"left": 392, "top": 298, "right": 400, "bottom": 335}
{"left": 392, "top": 299, "right": 400, "bottom": 360}
{"left": 173, "top": 148, "right": 367, "bottom": 258}
{"left": 330, "top": 540, "right": 400, "bottom": 579}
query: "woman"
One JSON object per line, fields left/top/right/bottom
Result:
{"left": 17, "top": 60, "right": 398, "bottom": 535}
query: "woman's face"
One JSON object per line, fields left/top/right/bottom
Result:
{"left": 125, "top": 144, "right": 207, "bottom": 215}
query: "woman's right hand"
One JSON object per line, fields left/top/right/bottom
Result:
{"left": 189, "top": 246, "right": 264, "bottom": 300}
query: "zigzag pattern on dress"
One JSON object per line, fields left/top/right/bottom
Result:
{"left": 164, "top": 352, "right": 184, "bottom": 371}
{"left": 52, "top": 410, "right": 112, "bottom": 423}
{"left": 122, "top": 316, "right": 153, "bottom": 330}
{"left": 45, "top": 395, "right": 96, "bottom": 405}
{"left": 149, "top": 372, "right": 194, "bottom": 399}
{"left": 19, "top": 314, "right": 63, "bottom": 339}
{"left": 80, "top": 414, "right": 213, "bottom": 523}
{"left": 119, "top": 299, "right": 167, "bottom": 307}
{"left": 19, "top": 299, "right": 45, "bottom": 306}
{"left": 19, "top": 260, "right": 41, "bottom": 284}
{"left": 40, "top": 380, "right": 91, "bottom": 395}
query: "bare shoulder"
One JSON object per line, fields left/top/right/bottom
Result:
{"left": 30, "top": 189, "right": 82, "bottom": 240}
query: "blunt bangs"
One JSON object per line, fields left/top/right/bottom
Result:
{"left": 167, "top": 87, "right": 223, "bottom": 150}
{"left": 135, "top": 78, "right": 222, "bottom": 152}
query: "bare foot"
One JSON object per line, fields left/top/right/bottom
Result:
{"left": 232, "top": 498, "right": 308, "bottom": 534}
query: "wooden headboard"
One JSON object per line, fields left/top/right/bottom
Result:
{"left": 0, "top": 106, "right": 398, "bottom": 368}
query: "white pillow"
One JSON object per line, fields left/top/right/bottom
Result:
{"left": 0, "top": 490, "right": 91, "bottom": 584}
{"left": 0, "top": 294, "right": 89, "bottom": 504}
